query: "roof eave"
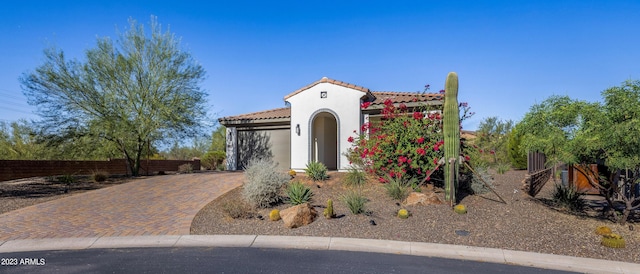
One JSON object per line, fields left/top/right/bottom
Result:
{"left": 219, "top": 117, "right": 291, "bottom": 127}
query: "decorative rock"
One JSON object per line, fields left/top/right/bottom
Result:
{"left": 403, "top": 191, "right": 443, "bottom": 206}
{"left": 280, "top": 203, "right": 317, "bottom": 228}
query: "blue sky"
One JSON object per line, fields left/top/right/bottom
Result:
{"left": 1, "top": 1, "right": 639, "bottom": 130}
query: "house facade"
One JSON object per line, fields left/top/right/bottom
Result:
{"left": 219, "top": 77, "right": 443, "bottom": 172}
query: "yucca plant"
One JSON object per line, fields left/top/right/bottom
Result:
{"left": 553, "top": 184, "right": 585, "bottom": 212}
{"left": 286, "top": 181, "right": 313, "bottom": 205}
{"left": 341, "top": 190, "right": 367, "bottom": 214}
{"left": 344, "top": 167, "right": 367, "bottom": 186}
{"left": 305, "top": 161, "right": 329, "bottom": 181}
{"left": 382, "top": 174, "right": 416, "bottom": 201}
{"left": 495, "top": 162, "right": 511, "bottom": 174}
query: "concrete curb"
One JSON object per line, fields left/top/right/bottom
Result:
{"left": 0, "top": 235, "right": 638, "bottom": 273}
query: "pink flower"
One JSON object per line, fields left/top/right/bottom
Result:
{"left": 417, "top": 137, "right": 425, "bottom": 144}
{"left": 384, "top": 98, "right": 393, "bottom": 106}
{"left": 413, "top": 112, "right": 423, "bottom": 120}
{"left": 433, "top": 158, "right": 438, "bottom": 165}
{"left": 416, "top": 148, "right": 425, "bottom": 156}
{"left": 361, "top": 101, "right": 371, "bottom": 109}
{"left": 465, "top": 155, "right": 471, "bottom": 161}
{"left": 399, "top": 103, "right": 407, "bottom": 111}
{"left": 361, "top": 122, "right": 370, "bottom": 132}
{"left": 347, "top": 136, "right": 354, "bottom": 143}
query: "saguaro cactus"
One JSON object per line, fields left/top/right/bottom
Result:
{"left": 443, "top": 72, "right": 460, "bottom": 203}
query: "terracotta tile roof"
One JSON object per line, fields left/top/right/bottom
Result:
{"left": 284, "top": 77, "right": 372, "bottom": 100}
{"left": 370, "top": 91, "right": 443, "bottom": 105}
{"left": 221, "top": 80, "right": 444, "bottom": 123}
{"left": 219, "top": 107, "right": 291, "bottom": 123}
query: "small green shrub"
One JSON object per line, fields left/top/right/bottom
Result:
{"left": 344, "top": 168, "right": 366, "bottom": 187}
{"left": 341, "top": 190, "right": 367, "bottom": 214}
{"left": 553, "top": 184, "right": 585, "bottom": 212}
{"left": 305, "top": 161, "right": 328, "bottom": 181}
{"left": 286, "top": 181, "right": 313, "bottom": 205}
{"left": 383, "top": 175, "right": 416, "bottom": 201}
{"left": 92, "top": 171, "right": 109, "bottom": 182}
{"left": 178, "top": 163, "right": 194, "bottom": 173}
{"left": 222, "top": 200, "right": 255, "bottom": 219}
{"left": 242, "top": 158, "right": 289, "bottom": 208}
{"left": 57, "top": 174, "right": 76, "bottom": 185}
{"left": 201, "top": 150, "right": 226, "bottom": 170}
{"left": 471, "top": 167, "right": 494, "bottom": 194}
{"left": 495, "top": 162, "right": 511, "bottom": 174}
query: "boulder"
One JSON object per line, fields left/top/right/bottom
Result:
{"left": 403, "top": 191, "right": 443, "bottom": 206}
{"left": 280, "top": 203, "right": 317, "bottom": 228}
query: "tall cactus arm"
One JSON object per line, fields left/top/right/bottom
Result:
{"left": 443, "top": 72, "right": 460, "bottom": 203}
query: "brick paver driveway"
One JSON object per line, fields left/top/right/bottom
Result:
{"left": 0, "top": 172, "right": 243, "bottom": 241}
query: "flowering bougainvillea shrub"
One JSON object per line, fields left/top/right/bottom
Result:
{"left": 347, "top": 86, "right": 473, "bottom": 184}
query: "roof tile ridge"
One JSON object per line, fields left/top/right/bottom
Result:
{"left": 222, "top": 107, "right": 290, "bottom": 119}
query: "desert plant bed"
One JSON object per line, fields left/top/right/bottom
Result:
{"left": 191, "top": 170, "right": 640, "bottom": 264}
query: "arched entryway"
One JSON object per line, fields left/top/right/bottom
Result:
{"left": 310, "top": 111, "right": 338, "bottom": 170}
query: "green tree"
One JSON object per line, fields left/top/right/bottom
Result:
{"left": 518, "top": 83, "right": 640, "bottom": 224}
{"left": 202, "top": 125, "right": 226, "bottom": 170}
{"left": 209, "top": 125, "right": 226, "bottom": 152}
{"left": 163, "top": 137, "right": 209, "bottom": 160}
{"left": 474, "top": 117, "right": 513, "bottom": 166}
{"left": 20, "top": 16, "right": 207, "bottom": 176}
{"left": 517, "top": 96, "right": 593, "bottom": 168}
{"left": 0, "top": 120, "right": 52, "bottom": 160}
{"left": 506, "top": 124, "right": 527, "bottom": 169}
{"left": 580, "top": 80, "right": 640, "bottom": 224}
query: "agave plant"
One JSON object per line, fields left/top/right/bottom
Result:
{"left": 286, "top": 181, "right": 313, "bottom": 205}
{"left": 305, "top": 161, "right": 329, "bottom": 181}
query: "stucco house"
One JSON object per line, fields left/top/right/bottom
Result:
{"left": 219, "top": 77, "right": 443, "bottom": 172}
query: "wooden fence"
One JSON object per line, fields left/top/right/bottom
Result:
{"left": 524, "top": 151, "right": 552, "bottom": 197}
{"left": 0, "top": 158, "right": 200, "bottom": 182}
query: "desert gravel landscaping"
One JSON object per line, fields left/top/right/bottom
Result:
{"left": 1, "top": 170, "right": 638, "bottom": 264}
{"left": 191, "top": 169, "right": 640, "bottom": 264}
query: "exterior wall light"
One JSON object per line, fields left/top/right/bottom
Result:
{"left": 296, "top": 124, "right": 300, "bottom": 136}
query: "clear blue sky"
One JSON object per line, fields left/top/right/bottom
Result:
{"left": 1, "top": 1, "right": 639, "bottom": 130}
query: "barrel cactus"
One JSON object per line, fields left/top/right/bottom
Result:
{"left": 453, "top": 204, "right": 467, "bottom": 214}
{"left": 601, "top": 233, "right": 625, "bottom": 248}
{"left": 595, "top": 225, "right": 612, "bottom": 235}
{"left": 323, "top": 199, "right": 335, "bottom": 219}
{"left": 397, "top": 209, "right": 410, "bottom": 219}
{"left": 269, "top": 209, "right": 281, "bottom": 221}
{"left": 443, "top": 72, "right": 460, "bottom": 202}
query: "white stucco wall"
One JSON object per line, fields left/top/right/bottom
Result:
{"left": 286, "top": 82, "right": 366, "bottom": 171}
